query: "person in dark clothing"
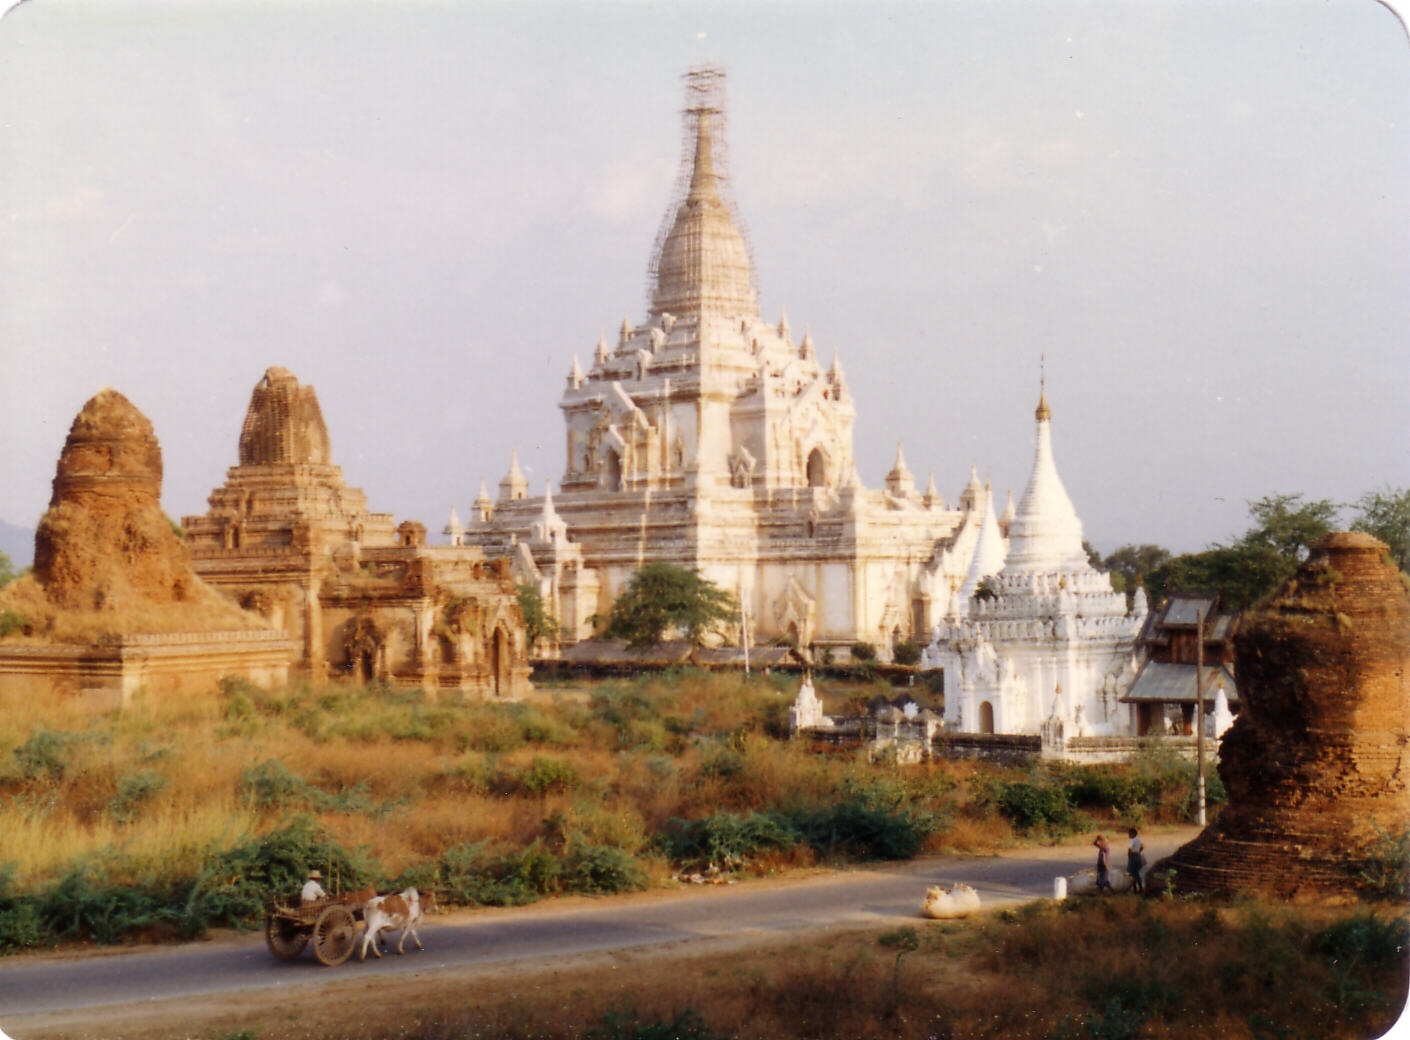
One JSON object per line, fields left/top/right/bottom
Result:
{"left": 1094, "top": 834, "right": 1113, "bottom": 894}
{"left": 1126, "top": 827, "right": 1146, "bottom": 894}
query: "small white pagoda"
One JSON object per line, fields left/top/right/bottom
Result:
{"left": 924, "top": 391, "right": 1146, "bottom": 735}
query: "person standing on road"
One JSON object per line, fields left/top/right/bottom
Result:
{"left": 1126, "top": 827, "right": 1146, "bottom": 894}
{"left": 1093, "top": 835, "right": 1113, "bottom": 894}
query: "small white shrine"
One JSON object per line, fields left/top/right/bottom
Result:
{"left": 924, "top": 392, "right": 1146, "bottom": 735}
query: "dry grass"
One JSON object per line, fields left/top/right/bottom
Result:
{"left": 0, "top": 669, "right": 1211, "bottom": 912}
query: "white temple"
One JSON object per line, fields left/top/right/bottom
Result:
{"left": 458, "top": 66, "right": 985, "bottom": 655}
{"left": 923, "top": 392, "right": 1147, "bottom": 735}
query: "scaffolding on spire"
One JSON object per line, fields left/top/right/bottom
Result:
{"left": 645, "top": 64, "right": 758, "bottom": 316}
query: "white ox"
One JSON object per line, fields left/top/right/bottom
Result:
{"left": 359, "top": 887, "right": 436, "bottom": 960}
{"left": 921, "top": 883, "right": 982, "bottom": 919}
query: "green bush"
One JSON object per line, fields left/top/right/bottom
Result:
{"left": 238, "top": 760, "right": 388, "bottom": 816}
{"left": 38, "top": 869, "right": 172, "bottom": 944}
{"left": 986, "top": 779, "right": 1078, "bottom": 834}
{"left": 562, "top": 842, "right": 647, "bottom": 895}
{"left": 436, "top": 840, "right": 561, "bottom": 907}
{"left": 0, "top": 609, "right": 28, "bottom": 637}
{"left": 788, "top": 783, "right": 940, "bottom": 860}
{"left": 850, "top": 642, "right": 877, "bottom": 662}
{"left": 14, "top": 727, "right": 76, "bottom": 780}
{"left": 108, "top": 771, "right": 169, "bottom": 824}
{"left": 586, "top": 1008, "right": 726, "bottom": 1040}
{"left": 891, "top": 642, "right": 923, "bottom": 667}
{"left": 1061, "top": 767, "right": 1155, "bottom": 813}
{"left": 1314, "top": 913, "right": 1410, "bottom": 970}
{"left": 520, "top": 756, "right": 580, "bottom": 796}
{"left": 1355, "top": 822, "right": 1410, "bottom": 901}
{"left": 0, "top": 864, "right": 48, "bottom": 952}
{"left": 658, "top": 811, "right": 802, "bottom": 869}
{"left": 0, "top": 901, "right": 46, "bottom": 952}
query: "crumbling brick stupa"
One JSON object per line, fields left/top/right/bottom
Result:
{"left": 0, "top": 390, "right": 293, "bottom": 705}
{"left": 1162, "top": 532, "right": 1410, "bottom": 900}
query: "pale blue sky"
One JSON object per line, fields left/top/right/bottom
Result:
{"left": 1, "top": 0, "right": 1406, "bottom": 563}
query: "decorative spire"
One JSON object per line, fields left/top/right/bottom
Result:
{"left": 959, "top": 464, "right": 984, "bottom": 512}
{"left": 619, "top": 313, "right": 633, "bottom": 346}
{"left": 499, "top": 448, "right": 529, "bottom": 502}
{"left": 923, "top": 471, "right": 942, "bottom": 509}
{"left": 959, "top": 482, "right": 1007, "bottom": 604}
{"left": 443, "top": 505, "right": 465, "bottom": 545}
{"left": 473, "top": 477, "right": 493, "bottom": 523}
{"left": 778, "top": 308, "right": 791, "bottom": 344}
{"left": 828, "top": 347, "right": 845, "bottom": 388}
{"left": 532, "top": 480, "right": 568, "bottom": 547}
{"left": 799, "top": 326, "right": 815, "bottom": 361}
{"left": 998, "top": 488, "right": 1016, "bottom": 535}
{"left": 595, "top": 333, "right": 610, "bottom": 366}
{"left": 568, "top": 354, "right": 584, "bottom": 389}
{"left": 1036, "top": 388, "right": 1051, "bottom": 422}
{"left": 647, "top": 66, "right": 758, "bottom": 320}
{"left": 885, "top": 441, "right": 915, "bottom": 496}
{"left": 1003, "top": 391, "right": 1086, "bottom": 573}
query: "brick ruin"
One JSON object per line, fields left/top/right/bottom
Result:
{"left": 0, "top": 390, "right": 292, "bottom": 703}
{"left": 183, "top": 367, "right": 531, "bottom": 697}
{"left": 1162, "top": 532, "right": 1410, "bottom": 899}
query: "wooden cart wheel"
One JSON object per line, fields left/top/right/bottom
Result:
{"left": 312, "top": 904, "right": 357, "bottom": 966}
{"left": 265, "top": 915, "right": 310, "bottom": 960}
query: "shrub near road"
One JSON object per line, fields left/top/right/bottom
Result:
{"left": 1, "top": 669, "right": 1229, "bottom": 950}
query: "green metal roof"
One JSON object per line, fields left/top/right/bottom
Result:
{"left": 1120, "top": 661, "right": 1237, "bottom": 704}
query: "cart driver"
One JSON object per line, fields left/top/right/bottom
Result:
{"left": 301, "top": 869, "right": 327, "bottom": 905}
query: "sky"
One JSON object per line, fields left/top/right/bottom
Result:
{"left": 1, "top": 0, "right": 1406, "bottom": 566}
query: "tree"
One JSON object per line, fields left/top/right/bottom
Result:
{"left": 1099, "top": 544, "right": 1173, "bottom": 596}
{"left": 1349, "top": 485, "right": 1409, "bottom": 572}
{"left": 0, "top": 550, "right": 15, "bottom": 589}
{"left": 1145, "top": 544, "right": 1289, "bottom": 610}
{"left": 1144, "top": 493, "right": 1336, "bottom": 610}
{"left": 516, "top": 582, "right": 559, "bottom": 650}
{"left": 1237, "top": 493, "right": 1338, "bottom": 564}
{"left": 601, "top": 563, "right": 739, "bottom": 648}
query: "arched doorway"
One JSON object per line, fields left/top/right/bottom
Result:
{"left": 978, "top": 701, "right": 995, "bottom": 734}
{"left": 806, "top": 448, "right": 826, "bottom": 488}
{"left": 492, "top": 626, "right": 510, "bottom": 696}
{"left": 605, "top": 449, "right": 622, "bottom": 492}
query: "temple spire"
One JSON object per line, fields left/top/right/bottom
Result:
{"left": 499, "top": 448, "right": 528, "bottom": 502}
{"left": 885, "top": 441, "right": 915, "bottom": 496}
{"left": 1004, "top": 389, "right": 1086, "bottom": 572}
{"left": 647, "top": 65, "right": 758, "bottom": 320}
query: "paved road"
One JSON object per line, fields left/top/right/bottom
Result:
{"left": 0, "top": 830, "right": 1195, "bottom": 1022}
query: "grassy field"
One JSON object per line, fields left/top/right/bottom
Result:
{"left": 1, "top": 668, "right": 1239, "bottom": 949}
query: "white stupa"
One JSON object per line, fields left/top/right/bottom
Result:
{"left": 926, "top": 390, "right": 1147, "bottom": 735}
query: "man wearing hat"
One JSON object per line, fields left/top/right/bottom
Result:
{"left": 301, "top": 869, "right": 327, "bottom": 905}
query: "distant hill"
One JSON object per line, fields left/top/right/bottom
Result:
{"left": 0, "top": 520, "right": 35, "bottom": 569}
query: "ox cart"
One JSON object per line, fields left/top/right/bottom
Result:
{"left": 265, "top": 886, "right": 376, "bottom": 966}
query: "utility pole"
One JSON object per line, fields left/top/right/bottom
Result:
{"left": 740, "top": 587, "right": 750, "bottom": 678}
{"left": 1195, "top": 608, "right": 1207, "bottom": 827}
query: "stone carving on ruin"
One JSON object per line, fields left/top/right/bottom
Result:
{"left": 1161, "top": 532, "right": 1410, "bottom": 899}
